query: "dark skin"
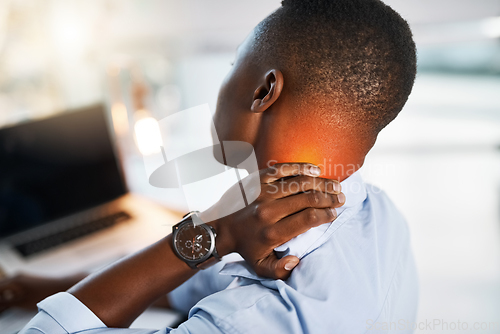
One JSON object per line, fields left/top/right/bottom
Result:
{"left": 214, "top": 30, "right": 376, "bottom": 181}
{"left": 0, "top": 165, "right": 344, "bottom": 319}
{"left": 0, "top": 273, "right": 170, "bottom": 313}
{"left": 0, "top": 273, "right": 87, "bottom": 313}
{"left": 66, "top": 163, "right": 343, "bottom": 327}
{"left": 0, "top": 27, "right": 355, "bottom": 327}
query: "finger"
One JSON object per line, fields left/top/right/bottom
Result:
{"left": 265, "top": 207, "right": 337, "bottom": 247}
{"left": 267, "top": 175, "right": 342, "bottom": 199}
{"left": 253, "top": 253, "right": 300, "bottom": 280}
{"left": 273, "top": 191, "right": 345, "bottom": 221}
{"left": 260, "top": 163, "right": 321, "bottom": 184}
{"left": 254, "top": 191, "right": 344, "bottom": 223}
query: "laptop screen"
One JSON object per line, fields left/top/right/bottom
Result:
{"left": 0, "top": 105, "right": 127, "bottom": 238}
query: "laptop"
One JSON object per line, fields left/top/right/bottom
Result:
{"left": 0, "top": 104, "right": 181, "bottom": 277}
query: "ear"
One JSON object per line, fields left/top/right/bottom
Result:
{"left": 250, "top": 69, "right": 284, "bottom": 113}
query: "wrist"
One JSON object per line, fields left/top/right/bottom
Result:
{"left": 209, "top": 216, "right": 235, "bottom": 257}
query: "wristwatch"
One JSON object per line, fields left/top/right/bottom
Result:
{"left": 172, "top": 211, "right": 221, "bottom": 269}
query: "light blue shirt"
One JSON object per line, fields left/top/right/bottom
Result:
{"left": 20, "top": 171, "right": 418, "bottom": 334}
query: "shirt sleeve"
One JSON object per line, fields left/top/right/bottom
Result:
{"left": 20, "top": 286, "right": 297, "bottom": 334}
{"left": 19, "top": 292, "right": 167, "bottom": 334}
{"left": 168, "top": 279, "right": 305, "bottom": 334}
{"left": 18, "top": 291, "right": 227, "bottom": 334}
{"left": 20, "top": 255, "right": 238, "bottom": 334}
{"left": 167, "top": 255, "right": 238, "bottom": 314}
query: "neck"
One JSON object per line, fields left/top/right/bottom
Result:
{"left": 256, "top": 151, "right": 364, "bottom": 182}
{"left": 251, "top": 102, "right": 375, "bottom": 181}
{"left": 254, "top": 129, "right": 367, "bottom": 182}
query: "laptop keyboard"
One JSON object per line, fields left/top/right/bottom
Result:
{"left": 14, "top": 211, "right": 131, "bottom": 257}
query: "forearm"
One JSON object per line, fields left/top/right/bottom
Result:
{"left": 68, "top": 234, "right": 195, "bottom": 328}
{"left": 64, "top": 163, "right": 342, "bottom": 329}
{"left": 56, "top": 273, "right": 88, "bottom": 291}
{"left": 151, "top": 294, "right": 171, "bottom": 309}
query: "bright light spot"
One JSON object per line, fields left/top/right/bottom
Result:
{"left": 134, "top": 115, "right": 163, "bottom": 156}
{"left": 481, "top": 17, "right": 500, "bottom": 38}
{"left": 111, "top": 102, "right": 129, "bottom": 136}
{"left": 57, "top": 22, "right": 85, "bottom": 45}
{"left": 49, "top": 5, "right": 89, "bottom": 58}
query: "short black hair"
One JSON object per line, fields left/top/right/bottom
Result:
{"left": 253, "top": 0, "right": 417, "bottom": 135}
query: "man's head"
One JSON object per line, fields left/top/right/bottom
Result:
{"left": 214, "top": 0, "right": 416, "bottom": 180}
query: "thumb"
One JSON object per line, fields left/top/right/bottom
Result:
{"left": 253, "top": 254, "right": 300, "bottom": 280}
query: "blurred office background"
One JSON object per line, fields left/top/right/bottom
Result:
{"left": 0, "top": 0, "right": 499, "bottom": 332}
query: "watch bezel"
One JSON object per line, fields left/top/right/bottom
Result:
{"left": 172, "top": 214, "right": 217, "bottom": 267}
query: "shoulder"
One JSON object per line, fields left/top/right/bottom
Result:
{"left": 185, "top": 185, "right": 418, "bottom": 333}
{"left": 284, "top": 184, "right": 417, "bottom": 329}
{"left": 347, "top": 183, "right": 411, "bottom": 244}
{"left": 312, "top": 183, "right": 412, "bottom": 278}
{"left": 188, "top": 281, "right": 303, "bottom": 334}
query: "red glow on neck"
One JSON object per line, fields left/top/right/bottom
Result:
{"left": 254, "top": 111, "right": 368, "bottom": 181}
{"left": 257, "top": 140, "right": 362, "bottom": 182}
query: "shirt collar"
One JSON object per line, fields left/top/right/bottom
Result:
{"left": 220, "top": 169, "right": 367, "bottom": 280}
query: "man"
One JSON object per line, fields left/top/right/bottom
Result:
{"left": 13, "top": 0, "right": 418, "bottom": 332}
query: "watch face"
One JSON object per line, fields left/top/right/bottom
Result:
{"left": 174, "top": 221, "right": 213, "bottom": 261}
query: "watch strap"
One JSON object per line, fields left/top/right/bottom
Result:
{"left": 196, "top": 255, "right": 220, "bottom": 269}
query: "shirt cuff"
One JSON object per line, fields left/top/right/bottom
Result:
{"left": 37, "top": 292, "right": 107, "bottom": 333}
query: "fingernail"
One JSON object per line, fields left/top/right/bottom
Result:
{"left": 284, "top": 260, "right": 299, "bottom": 271}
{"left": 338, "top": 193, "right": 346, "bottom": 204}
{"left": 309, "top": 166, "right": 321, "bottom": 176}
{"left": 333, "top": 182, "right": 342, "bottom": 193}
{"left": 330, "top": 208, "right": 337, "bottom": 219}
